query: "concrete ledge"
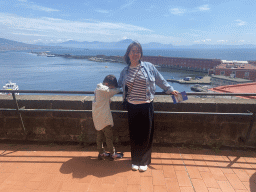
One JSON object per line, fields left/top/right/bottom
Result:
{"left": 0, "top": 95, "right": 255, "bottom": 148}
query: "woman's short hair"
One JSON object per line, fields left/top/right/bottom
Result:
{"left": 124, "top": 41, "right": 143, "bottom": 65}
{"left": 103, "top": 75, "right": 118, "bottom": 88}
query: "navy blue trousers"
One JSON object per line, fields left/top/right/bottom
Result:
{"left": 127, "top": 102, "right": 154, "bottom": 166}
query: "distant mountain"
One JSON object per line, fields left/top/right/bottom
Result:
{"left": 114, "top": 39, "right": 134, "bottom": 48}
{"left": 46, "top": 39, "right": 174, "bottom": 49}
{"left": 0, "top": 38, "right": 54, "bottom": 51}
{"left": 179, "top": 44, "right": 256, "bottom": 49}
{"left": 1, "top": 38, "right": 256, "bottom": 51}
{"left": 54, "top": 39, "right": 256, "bottom": 49}
{"left": 116, "top": 39, "right": 134, "bottom": 44}
{"left": 61, "top": 40, "right": 82, "bottom": 45}
{"left": 51, "top": 39, "right": 134, "bottom": 49}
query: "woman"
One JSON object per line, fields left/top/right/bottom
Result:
{"left": 118, "top": 41, "right": 178, "bottom": 172}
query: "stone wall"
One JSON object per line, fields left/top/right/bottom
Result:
{"left": 0, "top": 95, "right": 256, "bottom": 148}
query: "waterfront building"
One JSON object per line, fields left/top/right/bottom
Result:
{"left": 214, "top": 60, "right": 256, "bottom": 81}
{"left": 211, "top": 75, "right": 253, "bottom": 87}
{"left": 249, "top": 60, "right": 256, "bottom": 66}
{"left": 141, "top": 56, "right": 221, "bottom": 72}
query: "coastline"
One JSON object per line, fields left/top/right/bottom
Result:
{"left": 30, "top": 51, "right": 211, "bottom": 86}
{"left": 31, "top": 51, "right": 126, "bottom": 63}
{"left": 31, "top": 51, "right": 252, "bottom": 87}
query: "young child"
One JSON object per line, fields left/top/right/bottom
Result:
{"left": 92, "top": 75, "right": 123, "bottom": 160}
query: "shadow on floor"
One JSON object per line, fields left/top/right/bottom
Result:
{"left": 250, "top": 172, "right": 256, "bottom": 192}
{"left": 59, "top": 156, "right": 131, "bottom": 178}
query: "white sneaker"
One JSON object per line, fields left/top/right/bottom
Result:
{"left": 139, "top": 165, "right": 148, "bottom": 172}
{"left": 131, "top": 164, "right": 139, "bottom": 171}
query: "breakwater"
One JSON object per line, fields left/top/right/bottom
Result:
{"left": 32, "top": 51, "right": 221, "bottom": 72}
{"left": 32, "top": 51, "right": 126, "bottom": 63}
{"left": 57, "top": 54, "right": 125, "bottom": 63}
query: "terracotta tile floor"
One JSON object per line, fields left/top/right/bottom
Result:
{"left": 0, "top": 143, "right": 256, "bottom": 192}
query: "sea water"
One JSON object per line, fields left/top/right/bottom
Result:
{"left": 1, "top": 48, "right": 256, "bottom": 95}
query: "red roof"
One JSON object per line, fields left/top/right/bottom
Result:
{"left": 209, "top": 82, "right": 256, "bottom": 99}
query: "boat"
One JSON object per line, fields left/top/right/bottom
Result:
{"left": 1, "top": 81, "right": 19, "bottom": 95}
{"left": 184, "top": 77, "right": 192, "bottom": 81}
{"left": 36, "top": 51, "right": 49, "bottom": 56}
{"left": 191, "top": 84, "right": 209, "bottom": 92}
{"left": 47, "top": 54, "right": 55, "bottom": 57}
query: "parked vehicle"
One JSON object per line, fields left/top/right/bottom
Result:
{"left": 184, "top": 77, "right": 192, "bottom": 81}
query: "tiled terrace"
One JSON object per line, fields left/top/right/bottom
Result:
{"left": 0, "top": 143, "right": 256, "bottom": 192}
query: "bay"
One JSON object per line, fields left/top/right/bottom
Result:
{"left": 44, "top": 48, "right": 256, "bottom": 60}
{"left": 1, "top": 48, "right": 256, "bottom": 95}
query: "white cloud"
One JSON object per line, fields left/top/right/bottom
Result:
{"left": 170, "top": 8, "right": 186, "bottom": 15}
{"left": 217, "top": 40, "right": 228, "bottom": 43}
{"left": 133, "top": 33, "right": 178, "bottom": 44}
{"left": 12, "top": 32, "right": 47, "bottom": 36}
{"left": 33, "top": 39, "right": 42, "bottom": 42}
{"left": 18, "top": 0, "right": 59, "bottom": 12}
{"left": 198, "top": 4, "right": 210, "bottom": 11}
{"left": 170, "top": 4, "right": 209, "bottom": 16}
{"left": 120, "top": 0, "right": 136, "bottom": 10}
{"left": 145, "top": 5, "right": 155, "bottom": 12}
{"left": 235, "top": 19, "right": 246, "bottom": 26}
{"left": 202, "top": 39, "right": 211, "bottom": 42}
{"left": 30, "top": 5, "right": 59, "bottom": 12}
{"left": 95, "top": 9, "right": 110, "bottom": 14}
{"left": 0, "top": 13, "right": 154, "bottom": 42}
{"left": 194, "top": 39, "right": 211, "bottom": 43}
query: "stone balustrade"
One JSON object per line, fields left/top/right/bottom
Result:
{"left": 0, "top": 95, "right": 255, "bottom": 148}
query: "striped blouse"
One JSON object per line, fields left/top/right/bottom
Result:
{"left": 126, "top": 65, "right": 150, "bottom": 104}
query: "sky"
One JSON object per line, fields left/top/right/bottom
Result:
{"left": 0, "top": 0, "right": 256, "bottom": 45}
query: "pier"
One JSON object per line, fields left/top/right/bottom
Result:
{"left": 167, "top": 76, "right": 211, "bottom": 84}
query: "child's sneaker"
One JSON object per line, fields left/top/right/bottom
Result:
{"left": 98, "top": 153, "right": 110, "bottom": 160}
{"left": 109, "top": 152, "right": 124, "bottom": 161}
